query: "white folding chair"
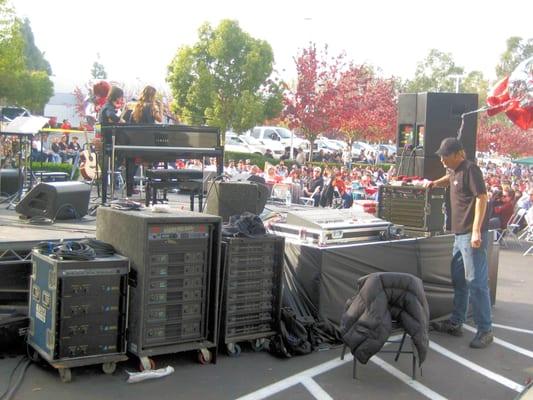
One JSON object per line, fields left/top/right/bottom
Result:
{"left": 499, "top": 208, "right": 527, "bottom": 249}
{"left": 521, "top": 209, "right": 533, "bottom": 256}
{"left": 271, "top": 183, "right": 291, "bottom": 203}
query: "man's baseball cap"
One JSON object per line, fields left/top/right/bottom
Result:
{"left": 435, "top": 137, "right": 463, "bottom": 157}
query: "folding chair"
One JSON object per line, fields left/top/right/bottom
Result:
{"left": 498, "top": 208, "right": 527, "bottom": 249}
{"left": 340, "top": 326, "right": 419, "bottom": 380}
{"left": 271, "top": 183, "right": 291, "bottom": 203}
{"left": 521, "top": 210, "right": 533, "bottom": 256}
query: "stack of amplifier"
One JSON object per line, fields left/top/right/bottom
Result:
{"left": 28, "top": 252, "right": 129, "bottom": 382}
{"left": 96, "top": 207, "right": 222, "bottom": 369}
{"left": 220, "top": 236, "right": 284, "bottom": 356}
{"left": 378, "top": 185, "right": 446, "bottom": 235}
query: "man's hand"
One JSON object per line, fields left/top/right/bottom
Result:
{"left": 423, "top": 181, "right": 433, "bottom": 189}
{"left": 471, "top": 230, "right": 482, "bottom": 248}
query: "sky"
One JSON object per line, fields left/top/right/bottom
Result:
{"left": 12, "top": 0, "right": 533, "bottom": 95}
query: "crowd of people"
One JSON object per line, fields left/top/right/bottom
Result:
{"left": 480, "top": 160, "right": 533, "bottom": 231}
{"left": 0, "top": 119, "right": 82, "bottom": 168}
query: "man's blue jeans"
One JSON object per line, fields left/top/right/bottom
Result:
{"left": 450, "top": 231, "right": 492, "bottom": 332}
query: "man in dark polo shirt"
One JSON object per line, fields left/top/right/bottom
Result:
{"left": 428, "top": 137, "right": 493, "bottom": 348}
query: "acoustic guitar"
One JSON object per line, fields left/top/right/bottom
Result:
{"left": 79, "top": 130, "right": 101, "bottom": 180}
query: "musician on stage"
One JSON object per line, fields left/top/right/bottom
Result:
{"left": 99, "top": 86, "right": 125, "bottom": 125}
{"left": 129, "top": 85, "right": 163, "bottom": 124}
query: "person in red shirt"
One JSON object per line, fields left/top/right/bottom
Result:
{"left": 492, "top": 189, "right": 515, "bottom": 229}
{"left": 332, "top": 173, "right": 353, "bottom": 208}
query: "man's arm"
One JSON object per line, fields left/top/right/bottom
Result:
{"left": 429, "top": 174, "right": 450, "bottom": 188}
{"left": 471, "top": 193, "right": 488, "bottom": 248}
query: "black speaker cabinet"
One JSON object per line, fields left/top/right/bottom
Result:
{"left": 205, "top": 181, "right": 269, "bottom": 221}
{"left": 15, "top": 181, "right": 91, "bottom": 220}
{"left": 416, "top": 92, "right": 478, "bottom": 161}
{"left": 0, "top": 169, "right": 23, "bottom": 196}
{"left": 397, "top": 92, "right": 478, "bottom": 160}
{"left": 396, "top": 155, "right": 445, "bottom": 181}
{"left": 396, "top": 92, "right": 478, "bottom": 179}
{"left": 397, "top": 93, "right": 418, "bottom": 151}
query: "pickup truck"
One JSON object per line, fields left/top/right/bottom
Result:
{"left": 246, "top": 126, "right": 310, "bottom": 154}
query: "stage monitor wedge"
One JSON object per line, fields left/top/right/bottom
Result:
{"left": 205, "top": 181, "right": 269, "bottom": 221}
{"left": 15, "top": 181, "right": 91, "bottom": 220}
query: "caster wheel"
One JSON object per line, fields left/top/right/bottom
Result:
{"left": 102, "top": 362, "right": 117, "bottom": 375}
{"left": 251, "top": 339, "right": 266, "bottom": 352}
{"left": 139, "top": 357, "right": 155, "bottom": 371}
{"left": 198, "top": 349, "right": 212, "bottom": 364}
{"left": 28, "top": 347, "right": 40, "bottom": 362}
{"left": 58, "top": 368, "right": 72, "bottom": 383}
{"left": 226, "top": 343, "right": 241, "bottom": 357}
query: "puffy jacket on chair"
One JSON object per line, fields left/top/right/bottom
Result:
{"left": 340, "top": 272, "right": 430, "bottom": 365}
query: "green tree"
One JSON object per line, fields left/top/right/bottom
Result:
{"left": 167, "top": 19, "right": 282, "bottom": 136}
{"left": 495, "top": 37, "right": 533, "bottom": 79}
{"left": 403, "top": 49, "right": 464, "bottom": 93}
{"left": 0, "top": 2, "right": 53, "bottom": 110}
{"left": 13, "top": 70, "right": 53, "bottom": 112}
{"left": 462, "top": 70, "right": 489, "bottom": 106}
{"left": 91, "top": 53, "right": 107, "bottom": 79}
{"left": 0, "top": 0, "right": 24, "bottom": 102}
{"left": 21, "top": 17, "right": 52, "bottom": 75}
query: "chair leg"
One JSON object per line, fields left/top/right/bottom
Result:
{"left": 395, "top": 332, "right": 407, "bottom": 362}
{"left": 341, "top": 344, "right": 346, "bottom": 360}
{"left": 353, "top": 357, "right": 357, "bottom": 379}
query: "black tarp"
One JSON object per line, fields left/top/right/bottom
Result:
{"left": 283, "top": 234, "right": 499, "bottom": 329}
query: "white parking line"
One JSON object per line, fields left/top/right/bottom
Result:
{"left": 300, "top": 376, "right": 334, "bottom": 400}
{"left": 463, "top": 324, "right": 533, "bottom": 358}
{"left": 369, "top": 355, "right": 447, "bottom": 400}
{"left": 236, "top": 334, "right": 448, "bottom": 400}
{"left": 492, "top": 323, "right": 533, "bottom": 335}
{"left": 429, "top": 341, "right": 525, "bottom": 392}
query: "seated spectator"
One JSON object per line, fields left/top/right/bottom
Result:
{"left": 225, "top": 160, "right": 238, "bottom": 175}
{"left": 247, "top": 165, "right": 266, "bottom": 185}
{"left": 303, "top": 166, "right": 324, "bottom": 207}
{"left": 331, "top": 172, "right": 353, "bottom": 208}
{"left": 517, "top": 189, "right": 533, "bottom": 210}
{"left": 265, "top": 166, "right": 282, "bottom": 183}
{"left": 492, "top": 189, "right": 516, "bottom": 229}
{"left": 49, "top": 136, "right": 62, "bottom": 163}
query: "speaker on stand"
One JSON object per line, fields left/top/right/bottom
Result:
{"left": 396, "top": 92, "right": 478, "bottom": 180}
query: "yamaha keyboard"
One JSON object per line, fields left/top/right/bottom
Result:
{"left": 98, "top": 124, "right": 224, "bottom": 203}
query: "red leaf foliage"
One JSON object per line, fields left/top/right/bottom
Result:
{"left": 283, "top": 43, "right": 343, "bottom": 142}
{"left": 477, "top": 114, "right": 533, "bottom": 157}
{"left": 283, "top": 43, "right": 397, "bottom": 144}
{"left": 330, "top": 64, "right": 397, "bottom": 143}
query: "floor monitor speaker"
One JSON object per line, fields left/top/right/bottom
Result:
{"left": 205, "top": 181, "right": 269, "bottom": 221}
{"left": 0, "top": 169, "right": 22, "bottom": 196}
{"left": 15, "top": 181, "right": 91, "bottom": 220}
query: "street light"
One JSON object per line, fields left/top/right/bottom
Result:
{"left": 448, "top": 74, "right": 465, "bottom": 93}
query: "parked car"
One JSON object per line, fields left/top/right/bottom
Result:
{"left": 247, "top": 126, "right": 310, "bottom": 153}
{"left": 351, "top": 141, "right": 375, "bottom": 157}
{"left": 225, "top": 132, "right": 285, "bottom": 159}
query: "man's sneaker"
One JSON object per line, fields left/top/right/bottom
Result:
{"left": 430, "top": 319, "right": 463, "bottom": 337}
{"left": 469, "top": 331, "right": 494, "bottom": 349}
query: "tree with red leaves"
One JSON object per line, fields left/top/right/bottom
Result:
{"left": 283, "top": 43, "right": 341, "bottom": 158}
{"left": 477, "top": 114, "right": 533, "bottom": 157}
{"left": 331, "top": 64, "right": 397, "bottom": 145}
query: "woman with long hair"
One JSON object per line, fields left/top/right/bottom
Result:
{"left": 130, "top": 85, "right": 162, "bottom": 124}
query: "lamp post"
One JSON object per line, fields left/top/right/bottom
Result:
{"left": 448, "top": 74, "right": 465, "bottom": 93}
